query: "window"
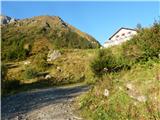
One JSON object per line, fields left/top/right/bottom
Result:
{"left": 128, "top": 32, "right": 131, "bottom": 34}
{"left": 116, "top": 35, "right": 119, "bottom": 38}
{"left": 122, "top": 33, "right": 125, "bottom": 36}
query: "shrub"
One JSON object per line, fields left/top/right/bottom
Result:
{"left": 90, "top": 49, "right": 129, "bottom": 76}
{"left": 90, "top": 22, "right": 160, "bottom": 77}
{"left": 23, "top": 67, "right": 38, "bottom": 79}
{"left": 51, "top": 29, "right": 99, "bottom": 49}
{"left": 32, "top": 53, "right": 48, "bottom": 71}
{"left": 2, "top": 38, "right": 30, "bottom": 61}
{"left": 122, "top": 21, "right": 160, "bottom": 62}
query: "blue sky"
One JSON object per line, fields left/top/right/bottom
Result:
{"left": 1, "top": 1, "right": 160, "bottom": 45}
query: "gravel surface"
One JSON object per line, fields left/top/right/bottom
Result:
{"left": 2, "top": 85, "right": 89, "bottom": 120}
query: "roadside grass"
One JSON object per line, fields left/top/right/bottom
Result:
{"left": 77, "top": 22, "right": 160, "bottom": 120}
{"left": 2, "top": 78, "right": 87, "bottom": 97}
{"left": 77, "top": 61, "right": 160, "bottom": 120}
{"left": 48, "top": 49, "right": 98, "bottom": 84}
{"left": 2, "top": 49, "right": 98, "bottom": 96}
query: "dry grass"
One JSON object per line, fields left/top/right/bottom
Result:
{"left": 78, "top": 60, "right": 160, "bottom": 120}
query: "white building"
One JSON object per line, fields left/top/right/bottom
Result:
{"left": 104, "top": 27, "right": 137, "bottom": 48}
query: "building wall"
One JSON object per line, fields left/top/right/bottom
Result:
{"left": 104, "top": 28, "right": 137, "bottom": 48}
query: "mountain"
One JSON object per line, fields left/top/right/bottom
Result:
{"left": 1, "top": 15, "right": 100, "bottom": 60}
{"left": 0, "top": 15, "right": 18, "bottom": 25}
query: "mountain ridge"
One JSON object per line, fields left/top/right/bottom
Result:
{"left": 1, "top": 15, "right": 100, "bottom": 60}
{"left": 0, "top": 15, "right": 18, "bottom": 25}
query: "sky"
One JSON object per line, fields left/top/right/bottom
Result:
{"left": 1, "top": 1, "right": 160, "bottom": 45}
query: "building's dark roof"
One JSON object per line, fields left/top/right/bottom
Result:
{"left": 108, "top": 27, "right": 136, "bottom": 40}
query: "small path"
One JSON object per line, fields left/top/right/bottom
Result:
{"left": 2, "top": 84, "right": 89, "bottom": 120}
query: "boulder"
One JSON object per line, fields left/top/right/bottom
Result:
{"left": 24, "top": 61, "right": 31, "bottom": 65}
{"left": 0, "top": 15, "right": 17, "bottom": 25}
{"left": 47, "top": 50, "right": 61, "bottom": 62}
{"left": 56, "top": 66, "right": 62, "bottom": 72}
{"left": 45, "top": 74, "right": 52, "bottom": 79}
{"left": 103, "top": 89, "right": 109, "bottom": 97}
{"left": 9, "top": 18, "right": 17, "bottom": 23}
{"left": 126, "top": 83, "right": 134, "bottom": 90}
{"left": 126, "top": 83, "right": 147, "bottom": 102}
{"left": 103, "top": 67, "right": 108, "bottom": 72}
{"left": 136, "top": 95, "right": 147, "bottom": 102}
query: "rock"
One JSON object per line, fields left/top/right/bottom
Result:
{"left": 134, "top": 102, "right": 138, "bottom": 106}
{"left": 24, "top": 44, "right": 31, "bottom": 50}
{"left": 103, "top": 89, "right": 109, "bottom": 97}
{"left": 119, "top": 86, "right": 123, "bottom": 90}
{"left": 56, "top": 66, "right": 62, "bottom": 72}
{"left": 126, "top": 83, "right": 147, "bottom": 102}
{"left": 0, "top": 15, "right": 11, "bottom": 25}
{"left": 158, "top": 53, "right": 160, "bottom": 59}
{"left": 47, "top": 50, "right": 61, "bottom": 62}
{"left": 0, "top": 15, "right": 17, "bottom": 25}
{"left": 45, "top": 75, "right": 52, "bottom": 79}
{"left": 126, "top": 83, "right": 134, "bottom": 90}
{"left": 103, "top": 67, "right": 108, "bottom": 72}
{"left": 10, "top": 18, "right": 16, "bottom": 23}
{"left": 14, "top": 116, "right": 19, "bottom": 120}
{"left": 136, "top": 95, "right": 147, "bottom": 102}
{"left": 73, "top": 116, "right": 83, "bottom": 120}
{"left": 24, "top": 61, "right": 31, "bottom": 65}
{"left": 156, "top": 72, "right": 160, "bottom": 81}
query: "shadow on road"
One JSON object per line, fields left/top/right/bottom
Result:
{"left": 1, "top": 84, "right": 89, "bottom": 120}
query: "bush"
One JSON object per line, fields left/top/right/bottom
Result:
{"left": 50, "top": 29, "right": 99, "bottom": 49}
{"left": 2, "top": 38, "right": 30, "bottom": 61}
{"left": 90, "top": 49, "right": 129, "bottom": 76}
{"left": 122, "top": 21, "right": 160, "bottom": 62}
{"left": 91, "top": 22, "right": 160, "bottom": 77}
{"left": 32, "top": 53, "right": 48, "bottom": 71}
{"left": 23, "top": 67, "right": 38, "bottom": 79}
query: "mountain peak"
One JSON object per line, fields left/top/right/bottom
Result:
{"left": 1, "top": 15, "right": 100, "bottom": 57}
{"left": 15, "top": 15, "right": 68, "bottom": 29}
{"left": 0, "top": 15, "right": 18, "bottom": 25}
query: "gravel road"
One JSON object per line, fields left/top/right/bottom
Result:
{"left": 1, "top": 84, "right": 89, "bottom": 120}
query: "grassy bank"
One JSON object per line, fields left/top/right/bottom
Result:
{"left": 77, "top": 22, "right": 160, "bottom": 120}
{"left": 1, "top": 49, "right": 98, "bottom": 96}
{"left": 78, "top": 61, "right": 160, "bottom": 120}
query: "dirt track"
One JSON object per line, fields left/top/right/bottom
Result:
{"left": 1, "top": 85, "right": 89, "bottom": 120}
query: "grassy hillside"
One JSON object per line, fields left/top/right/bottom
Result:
{"left": 77, "top": 22, "right": 160, "bottom": 120}
{"left": 1, "top": 15, "right": 100, "bottom": 96}
{"left": 1, "top": 49, "right": 97, "bottom": 96}
{"left": 1, "top": 15, "right": 100, "bottom": 61}
{"left": 78, "top": 61, "right": 160, "bottom": 120}
{"left": 2, "top": 15, "right": 160, "bottom": 120}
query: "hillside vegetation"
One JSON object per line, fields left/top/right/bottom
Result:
{"left": 1, "top": 49, "right": 97, "bottom": 96}
{"left": 1, "top": 15, "right": 101, "bottom": 96}
{"left": 1, "top": 16, "right": 100, "bottom": 61}
{"left": 77, "top": 22, "right": 160, "bottom": 120}
{"left": 1, "top": 15, "right": 160, "bottom": 120}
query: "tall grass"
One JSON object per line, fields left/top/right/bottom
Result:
{"left": 78, "top": 22, "right": 160, "bottom": 120}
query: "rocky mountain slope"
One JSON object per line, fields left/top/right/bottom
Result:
{"left": 0, "top": 15, "right": 18, "bottom": 25}
{"left": 1, "top": 15, "right": 100, "bottom": 60}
